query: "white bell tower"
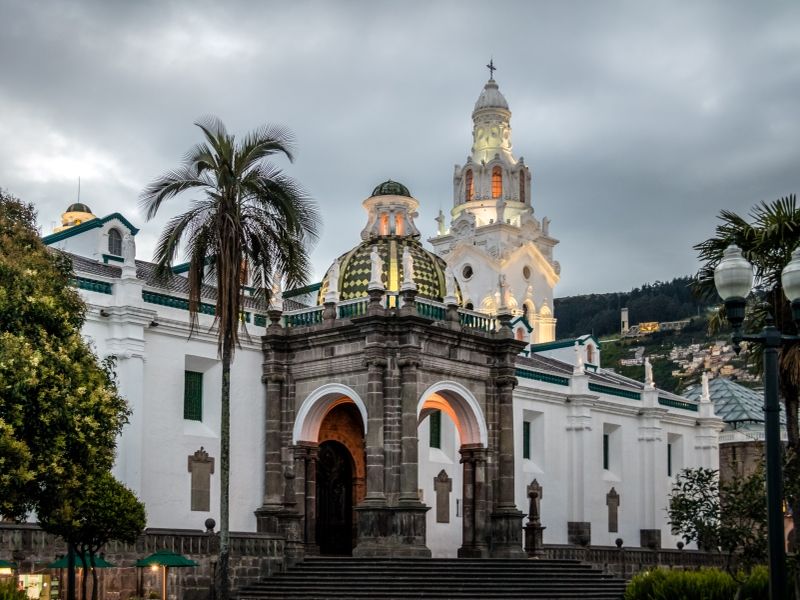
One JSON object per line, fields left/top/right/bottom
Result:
{"left": 430, "top": 64, "right": 560, "bottom": 343}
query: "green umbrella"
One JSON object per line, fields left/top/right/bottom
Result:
{"left": 136, "top": 550, "right": 197, "bottom": 600}
{"left": 135, "top": 550, "right": 197, "bottom": 568}
{"left": 47, "top": 554, "right": 115, "bottom": 569}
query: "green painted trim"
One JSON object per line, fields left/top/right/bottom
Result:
{"left": 71, "top": 276, "right": 112, "bottom": 295}
{"left": 183, "top": 370, "right": 203, "bottom": 421}
{"left": 284, "top": 282, "right": 322, "bottom": 298}
{"left": 142, "top": 290, "right": 216, "bottom": 315}
{"left": 283, "top": 308, "right": 324, "bottom": 327}
{"left": 515, "top": 368, "right": 569, "bottom": 386}
{"left": 42, "top": 212, "right": 140, "bottom": 244}
{"left": 658, "top": 397, "right": 699, "bottom": 412}
{"left": 416, "top": 301, "right": 445, "bottom": 320}
{"left": 589, "top": 383, "right": 641, "bottom": 400}
{"left": 429, "top": 409, "right": 441, "bottom": 448}
{"left": 584, "top": 362, "right": 599, "bottom": 372}
{"left": 530, "top": 334, "right": 602, "bottom": 353}
{"left": 102, "top": 253, "right": 124, "bottom": 263}
{"left": 510, "top": 315, "right": 533, "bottom": 333}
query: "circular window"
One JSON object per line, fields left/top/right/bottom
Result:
{"left": 522, "top": 265, "right": 532, "bottom": 281}
{"left": 462, "top": 264, "right": 473, "bottom": 280}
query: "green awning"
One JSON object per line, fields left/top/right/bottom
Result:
{"left": 135, "top": 550, "right": 198, "bottom": 568}
{"left": 47, "top": 554, "right": 115, "bottom": 569}
{"left": 0, "top": 560, "right": 17, "bottom": 569}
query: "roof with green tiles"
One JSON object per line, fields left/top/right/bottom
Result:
{"left": 318, "top": 237, "right": 455, "bottom": 304}
{"left": 371, "top": 179, "right": 411, "bottom": 197}
{"left": 684, "top": 377, "right": 784, "bottom": 426}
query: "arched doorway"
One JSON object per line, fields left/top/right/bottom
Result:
{"left": 417, "top": 381, "right": 489, "bottom": 558}
{"left": 292, "top": 385, "right": 366, "bottom": 556}
{"left": 317, "top": 440, "right": 354, "bottom": 555}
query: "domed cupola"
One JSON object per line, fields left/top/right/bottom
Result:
{"left": 53, "top": 202, "right": 97, "bottom": 233}
{"left": 473, "top": 78, "right": 510, "bottom": 114}
{"left": 318, "top": 181, "right": 457, "bottom": 304}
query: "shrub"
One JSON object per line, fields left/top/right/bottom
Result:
{"left": 0, "top": 580, "right": 26, "bottom": 600}
{"left": 625, "top": 568, "right": 737, "bottom": 600}
{"left": 738, "top": 566, "right": 769, "bottom": 600}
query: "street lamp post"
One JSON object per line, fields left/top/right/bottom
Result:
{"left": 714, "top": 245, "right": 800, "bottom": 600}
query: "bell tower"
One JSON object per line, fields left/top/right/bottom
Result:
{"left": 430, "top": 65, "right": 560, "bottom": 343}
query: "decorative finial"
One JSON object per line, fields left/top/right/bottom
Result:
{"left": 486, "top": 58, "right": 496, "bottom": 80}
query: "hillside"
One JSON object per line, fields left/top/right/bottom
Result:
{"left": 552, "top": 277, "right": 759, "bottom": 394}
{"left": 554, "top": 276, "right": 705, "bottom": 339}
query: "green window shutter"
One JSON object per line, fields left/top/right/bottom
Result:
{"left": 667, "top": 443, "right": 672, "bottom": 477}
{"left": 523, "top": 421, "right": 531, "bottom": 460}
{"left": 429, "top": 410, "right": 441, "bottom": 449}
{"left": 603, "top": 433, "right": 610, "bottom": 470}
{"left": 184, "top": 371, "right": 203, "bottom": 421}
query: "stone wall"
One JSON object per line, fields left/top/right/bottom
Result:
{"left": 0, "top": 524, "right": 284, "bottom": 600}
{"left": 543, "top": 543, "right": 727, "bottom": 580}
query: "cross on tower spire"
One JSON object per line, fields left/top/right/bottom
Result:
{"left": 486, "top": 58, "right": 496, "bottom": 80}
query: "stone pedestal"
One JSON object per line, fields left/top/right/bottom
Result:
{"left": 254, "top": 507, "right": 305, "bottom": 561}
{"left": 640, "top": 529, "right": 662, "bottom": 549}
{"left": 568, "top": 521, "right": 591, "bottom": 546}
{"left": 490, "top": 508, "right": 526, "bottom": 558}
{"left": 524, "top": 522, "right": 546, "bottom": 558}
{"left": 353, "top": 504, "right": 431, "bottom": 558}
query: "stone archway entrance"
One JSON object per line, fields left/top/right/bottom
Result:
{"left": 418, "top": 381, "right": 490, "bottom": 557}
{"left": 316, "top": 440, "right": 354, "bottom": 555}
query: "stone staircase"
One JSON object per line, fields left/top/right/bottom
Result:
{"left": 238, "top": 557, "right": 628, "bottom": 599}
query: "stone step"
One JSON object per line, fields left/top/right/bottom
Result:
{"left": 237, "top": 557, "right": 626, "bottom": 600}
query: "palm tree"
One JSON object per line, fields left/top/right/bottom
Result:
{"left": 694, "top": 194, "right": 800, "bottom": 555}
{"left": 141, "top": 117, "right": 319, "bottom": 599}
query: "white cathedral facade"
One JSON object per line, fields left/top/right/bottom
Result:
{"left": 41, "top": 74, "right": 722, "bottom": 557}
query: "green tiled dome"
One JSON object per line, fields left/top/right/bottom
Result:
{"left": 371, "top": 180, "right": 411, "bottom": 198}
{"left": 318, "top": 237, "right": 456, "bottom": 304}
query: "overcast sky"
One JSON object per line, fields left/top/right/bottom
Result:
{"left": 1, "top": 1, "right": 798, "bottom": 296}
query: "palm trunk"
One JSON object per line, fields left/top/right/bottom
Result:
{"left": 216, "top": 334, "right": 232, "bottom": 600}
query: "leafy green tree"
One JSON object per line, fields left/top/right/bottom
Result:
{"left": 39, "top": 471, "right": 145, "bottom": 600}
{"left": 141, "top": 118, "right": 319, "bottom": 599}
{"left": 669, "top": 467, "right": 767, "bottom": 575}
{"left": 694, "top": 194, "right": 800, "bottom": 567}
{"left": 0, "top": 191, "right": 129, "bottom": 520}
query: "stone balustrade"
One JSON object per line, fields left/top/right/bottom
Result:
{"left": 0, "top": 524, "right": 284, "bottom": 600}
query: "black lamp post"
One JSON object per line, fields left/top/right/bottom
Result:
{"left": 714, "top": 245, "right": 800, "bottom": 600}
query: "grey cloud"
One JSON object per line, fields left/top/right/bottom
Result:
{"left": 1, "top": 0, "right": 798, "bottom": 296}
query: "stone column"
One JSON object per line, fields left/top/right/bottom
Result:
{"left": 263, "top": 373, "right": 285, "bottom": 508}
{"left": 296, "top": 444, "right": 319, "bottom": 554}
{"left": 363, "top": 356, "right": 387, "bottom": 503}
{"left": 459, "top": 444, "right": 489, "bottom": 557}
{"left": 489, "top": 374, "right": 525, "bottom": 557}
{"left": 398, "top": 355, "right": 421, "bottom": 503}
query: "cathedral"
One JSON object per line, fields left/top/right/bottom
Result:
{"left": 41, "top": 73, "right": 722, "bottom": 560}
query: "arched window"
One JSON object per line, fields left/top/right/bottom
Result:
{"left": 586, "top": 344, "right": 594, "bottom": 364}
{"left": 108, "top": 228, "right": 122, "bottom": 256}
{"left": 465, "top": 170, "right": 474, "bottom": 202}
{"left": 492, "top": 167, "right": 502, "bottom": 199}
{"left": 519, "top": 171, "right": 526, "bottom": 203}
{"left": 515, "top": 327, "right": 525, "bottom": 341}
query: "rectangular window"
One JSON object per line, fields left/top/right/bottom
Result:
{"left": 603, "top": 433, "right": 610, "bottom": 470}
{"left": 523, "top": 421, "right": 531, "bottom": 459}
{"left": 667, "top": 442, "right": 673, "bottom": 477}
{"left": 429, "top": 409, "right": 441, "bottom": 449}
{"left": 184, "top": 370, "right": 203, "bottom": 421}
